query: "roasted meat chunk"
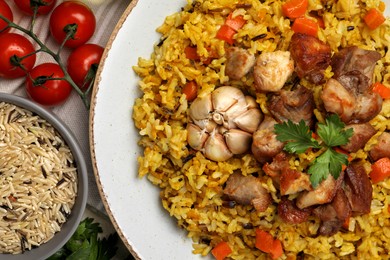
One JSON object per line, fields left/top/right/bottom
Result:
{"left": 370, "top": 132, "right": 390, "bottom": 161}
{"left": 344, "top": 163, "right": 373, "bottom": 215}
{"left": 331, "top": 46, "right": 381, "bottom": 82}
{"left": 253, "top": 50, "right": 294, "bottom": 92}
{"left": 341, "top": 123, "right": 376, "bottom": 152}
{"left": 225, "top": 47, "right": 256, "bottom": 80}
{"left": 223, "top": 172, "right": 271, "bottom": 212}
{"left": 289, "top": 33, "right": 332, "bottom": 84}
{"left": 296, "top": 175, "right": 339, "bottom": 209}
{"left": 262, "top": 152, "right": 290, "bottom": 187}
{"left": 268, "top": 85, "right": 315, "bottom": 126}
{"left": 321, "top": 46, "right": 382, "bottom": 124}
{"left": 278, "top": 196, "right": 312, "bottom": 224}
{"left": 280, "top": 168, "right": 312, "bottom": 195}
{"left": 321, "top": 78, "right": 382, "bottom": 124}
{"left": 252, "top": 116, "right": 284, "bottom": 164}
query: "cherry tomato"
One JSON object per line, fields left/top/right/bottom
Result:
{"left": 14, "top": 0, "right": 57, "bottom": 16}
{"left": 67, "top": 43, "right": 104, "bottom": 89}
{"left": 0, "top": 0, "right": 13, "bottom": 33}
{"left": 49, "top": 1, "right": 96, "bottom": 48}
{"left": 26, "top": 63, "right": 72, "bottom": 106}
{"left": 0, "top": 33, "right": 36, "bottom": 78}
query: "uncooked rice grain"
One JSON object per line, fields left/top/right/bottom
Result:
{"left": 0, "top": 102, "right": 78, "bottom": 254}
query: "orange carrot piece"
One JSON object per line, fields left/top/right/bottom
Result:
{"left": 185, "top": 46, "right": 199, "bottom": 60}
{"left": 216, "top": 24, "right": 236, "bottom": 45}
{"left": 255, "top": 229, "right": 284, "bottom": 258}
{"left": 370, "top": 157, "right": 390, "bottom": 184}
{"left": 225, "top": 13, "right": 246, "bottom": 31}
{"left": 372, "top": 82, "right": 390, "bottom": 99}
{"left": 255, "top": 229, "right": 274, "bottom": 253}
{"left": 388, "top": 204, "right": 390, "bottom": 214}
{"left": 211, "top": 241, "right": 232, "bottom": 260}
{"left": 291, "top": 17, "right": 318, "bottom": 37}
{"left": 270, "top": 239, "right": 284, "bottom": 259}
{"left": 282, "top": 0, "right": 308, "bottom": 19}
{"left": 364, "top": 8, "right": 385, "bottom": 30}
{"left": 182, "top": 81, "right": 198, "bottom": 101}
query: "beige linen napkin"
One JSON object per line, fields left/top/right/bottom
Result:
{"left": 0, "top": 0, "right": 131, "bottom": 213}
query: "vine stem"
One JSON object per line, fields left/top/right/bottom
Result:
{"left": 0, "top": 15, "right": 91, "bottom": 109}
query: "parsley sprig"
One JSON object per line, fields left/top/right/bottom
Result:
{"left": 274, "top": 114, "right": 353, "bottom": 187}
{"left": 48, "top": 218, "right": 121, "bottom": 260}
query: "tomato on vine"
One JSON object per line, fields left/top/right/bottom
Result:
{"left": 0, "top": 0, "right": 13, "bottom": 33}
{"left": 14, "top": 0, "right": 57, "bottom": 16}
{"left": 0, "top": 33, "right": 36, "bottom": 78}
{"left": 67, "top": 43, "right": 104, "bottom": 89}
{"left": 26, "top": 63, "right": 72, "bottom": 106}
{"left": 49, "top": 1, "right": 96, "bottom": 48}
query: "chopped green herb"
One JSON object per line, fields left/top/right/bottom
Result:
{"left": 307, "top": 148, "right": 349, "bottom": 187}
{"left": 317, "top": 114, "right": 354, "bottom": 147}
{"left": 274, "top": 114, "right": 353, "bottom": 188}
{"left": 274, "top": 119, "right": 321, "bottom": 154}
{"left": 47, "top": 217, "right": 120, "bottom": 260}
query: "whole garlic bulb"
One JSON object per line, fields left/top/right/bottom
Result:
{"left": 187, "top": 86, "right": 263, "bottom": 161}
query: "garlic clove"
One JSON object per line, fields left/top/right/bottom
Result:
{"left": 224, "top": 129, "right": 252, "bottom": 154}
{"left": 189, "top": 93, "right": 213, "bottom": 121}
{"left": 187, "top": 123, "right": 209, "bottom": 150}
{"left": 223, "top": 101, "right": 248, "bottom": 129}
{"left": 204, "top": 133, "right": 233, "bottom": 161}
{"left": 234, "top": 108, "right": 263, "bottom": 133}
{"left": 245, "top": 95, "right": 258, "bottom": 109}
{"left": 212, "top": 86, "right": 246, "bottom": 113}
{"left": 193, "top": 118, "right": 217, "bottom": 133}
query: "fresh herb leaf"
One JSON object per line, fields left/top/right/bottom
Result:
{"left": 47, "top": 217, "right": 119, "bottom": 260}
{"left": 307, "top": 148, "right": 349, "bottom": 187}
{"left": 274, "top": 120, "right": 321, "bottom": 154}
{"left": 274, "top": 114, "right": 353, "bottom": 187}
{"left": 317, "top": 114, "right": 353, "bottom": 147}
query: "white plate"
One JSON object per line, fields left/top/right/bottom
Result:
{"left": 90, "top": 1, "right": 390, "bottom": 259}
{"left": 89, "top": 0, "right": 203, "bottom": 259}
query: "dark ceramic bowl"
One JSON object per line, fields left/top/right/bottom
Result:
{"left": 0, "top": 93, "right": 88, "bottom": 260}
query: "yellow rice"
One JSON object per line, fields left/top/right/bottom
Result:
{"left": 133, "top": 0, "right": 390, "bottom": 258}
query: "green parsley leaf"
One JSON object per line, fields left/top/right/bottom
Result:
{"left": 274, "top": 114, "right": 353, "bottom": 187}
{"left": 308, "top": 148, "right": 349, "bottom": 187}
{"left": 47, "top": 217, "right": 121, "bottom": 260}
{"left": 274, "top": 119, "right": 321, "bottom": 154}
{"left": 317, "top": 114, "right": 353, "bottom": 147}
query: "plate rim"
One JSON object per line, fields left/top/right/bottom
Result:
{"left": 88, "top": 0, "right": 141, "bottom": 259}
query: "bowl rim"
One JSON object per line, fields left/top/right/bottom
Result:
{"left": 0, "top": 92, "right": 88, "bottom": 260}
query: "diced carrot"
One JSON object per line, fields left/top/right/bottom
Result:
{"left": 388, "top": 204, "right": 390, "bottom": 214}
{"left": 270, "top": 239, "right": 283, "bottom": 259}
{"left": 255, "top": 229, "right": 283, "bottom": 259}
{"left": 370, "top": 157, "right": 390, "bottom": 184}
{"left": 202, "top": 47, "right": 218, "bottom": 65}
{"left": 363, "top": 8, "right": 385, "bottom": 30}
{"left": 185, "top": 46, "right": 199, "bottom": 60}
{"left": 255, "top": 229, "right": 274, "bottom": 253}
{"left": 211, "top": 241, "right": 232, "bottom": 260}
{"left": 216, "top": 24, "right": 236, "bottom": 45}
{"left": 372, "top": 82, "right": 390, "bottom": 99}
{"left": 291, "top": 17, "right": 318, "bottom": 37}
{"left": 182, "top": 81, "right": 198, "bottom": 101}
{"left": 225, "top": 13, "right": 246, "bottom": 31}
{"left": 282, "top": 0, "right": 309, "bottom": 19}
